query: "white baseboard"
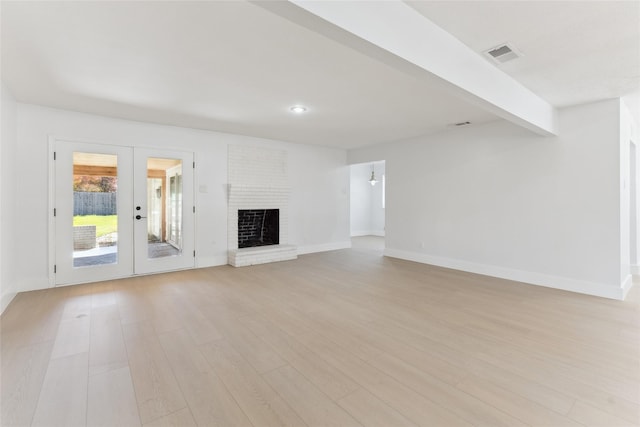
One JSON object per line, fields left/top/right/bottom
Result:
{"left": 384, "top": 248, "right": 628, "bottom": 300}
{"left": 351, "top": 231, "right": 385, "bottom": 237}
{"left": 196, "top": 255, "right": 229, "bottom": 268}
{"left": 1, "top": 289, "right": 17, "bottom": 315}
{"left": 298, "top": 241, "right": 351, "bottom": 255}
{"left": 621, "top": 274, "right": 634, "bottom": 299}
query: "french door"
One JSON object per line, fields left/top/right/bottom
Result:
{"left": 132, "top": 148, "right": 194, "bottom": 275}
{"left": 54, "top": 140, "right": 194, "bottom": 285}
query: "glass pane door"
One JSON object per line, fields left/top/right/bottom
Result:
{"left": 55, "top": 142, "right": 193, "bottom": 284}
{"left": 72, "top": 152, "right": 118, "bottom": 267}
{"left": 146, "top": 158, "right": 183, "bottom": 259}
{"left": 55, "top": 141, "right": 133, "bottom": 285}
{"left": 134, "top": 148, "right": 194, "bottom": 274}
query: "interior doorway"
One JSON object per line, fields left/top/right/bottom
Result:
{"left": 349, "top": 160, "right": 385, "bottom": 251}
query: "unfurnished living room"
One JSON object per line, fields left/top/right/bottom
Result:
{"left": 1, "top": 1, "right": 639, "bottom": 426}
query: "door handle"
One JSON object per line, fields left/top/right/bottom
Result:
{"left": 135, "top": 215, "right": 147, "bottom": 220}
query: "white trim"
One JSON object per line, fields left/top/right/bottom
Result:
{"left": 631, "top": 264, "right": 640, "bottom": 275}
{"left": 621, "top": 274, "right": 634, "bottom": 299}
{"left": 196, "top": 255, "right": 228, "bottom": 268}
{"left": 1, "top": 292, "right": 17, "bottom": 314}
{"left": 350, "top": 231, "right": 370, "bottom": 237}
{"left": 297, "top": 240, "right": 351, "bottom": 255}
{"left": 384, "top": 248, "right": 629, "bottom": 300}
{"left": 350, "top": 230, "right": 385, "bottom": 237}
{"left": 48, "top": 136, "right": 56, "bottom": 287}
{"left": 192, "top": 151, "right": 198, "bottom": 267}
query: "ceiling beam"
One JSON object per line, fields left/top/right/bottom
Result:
{"left": 257, "top": 0, "right": 558, "bottom": 136}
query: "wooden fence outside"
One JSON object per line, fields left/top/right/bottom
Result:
{"left": 73, "top": 192, "right": 117, "bottom": 216}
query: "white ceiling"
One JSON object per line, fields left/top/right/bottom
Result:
{"left": 407, "top": 1, "right": 640, "bottom": 108}
{"left": 2, "top": 1, "right": 638, "bottom": 149}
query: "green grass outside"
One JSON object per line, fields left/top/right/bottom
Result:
{"left": 73, "top": 215, "right": 117, "bottom": 238}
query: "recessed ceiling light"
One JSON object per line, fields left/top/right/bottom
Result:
{"left": 290, "top": 105, "right": 307, "bottom": 114}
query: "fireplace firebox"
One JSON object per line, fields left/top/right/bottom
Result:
{"left": 237, "top": 209, "right": 279, "bottom": 248}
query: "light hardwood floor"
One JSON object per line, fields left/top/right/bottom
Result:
{"left": 2, "top": 241, "right": 639, "bottom": 426}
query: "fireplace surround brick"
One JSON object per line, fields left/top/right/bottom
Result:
{"left": 227, "top": 145, "right": 297, "bottom": 265}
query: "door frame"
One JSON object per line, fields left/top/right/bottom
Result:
{"left": 53, "top": 139, "right": 134, "bottom": 285}
{"left": 133, "top": 147, "right": 195, "bottom": 275}
{"left": 48, "top": 136, "right": 197, "bottom": 287}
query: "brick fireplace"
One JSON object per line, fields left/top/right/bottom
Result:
{"left": 227, "top": 145, "right": 297, "bottom": 266}
{"left": 238, "top": 209, "right": 279, "bottom": 248}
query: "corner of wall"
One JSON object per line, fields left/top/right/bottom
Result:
{"left": 1, "top": 82, "right": 18, "bottom": 313}
{"left": 620, "top": 97, "right": 635, "bottom": 287}
{"left": 384, "top": 248, "right": 628, "bottom": 300}
{"left": 352, "top": 101, "right": 625, "bottom": 300}
{"left": 1, "top": 290, "right": 18, "bottom": 314}
{"left": 620, "top": 274, "right": 634, "bottom": 300}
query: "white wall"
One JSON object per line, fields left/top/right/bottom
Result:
{"left": 620, "top": 99, "right": 639, "bottom": 280}
{"left": 1, "top": 83, "right": 18, "bottom": 312}
{"left": 350, "top": 162, "right": 385, "bottom": 236}
{"left": 349, "top": 99, "right": 628, "bottom": 299}
{"left": 13, "top": 103, "right": 350, "bottom": 294}
{"left": 630, "top": 142, "right": 638, "bottom": 273}
{"left": 350, "top": 163, "right": 372, "bottom": 235}
{"left": 371, "top": 162, "right": 385, "bottom": 234}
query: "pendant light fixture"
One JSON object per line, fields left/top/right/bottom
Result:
{"left": 369, "top": 164, "right": 378, "bottom": 186}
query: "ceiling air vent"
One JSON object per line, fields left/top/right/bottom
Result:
{"left": 484, "top": 43, "right": 522, "bottom": 64}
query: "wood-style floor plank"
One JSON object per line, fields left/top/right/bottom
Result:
{"left": 0, "top": 289, "right": 66, "bottom": 350}
{"left": 199, "top": 339, "right": 307, "bottom": 427}
{"left": 262, "top": 365, "right": 362, "bottom": 426}
{"left": 294, "top": 330, "right": 473, "bottom": 427}
{"left": 31, "top": 352, "right": 89, "bottom": 427}
{"left": 568, "top": 400, "right": 638, "bottom": 427}
{"left": 1, "top": 238, "right": 638, "bottom": 427}
{"left": 337, "top": 388, "right": 417, "bottom": 427}
{"left": 206, "top": 310, "right": 287, "bottom": 374}
{"left": 88, "top": 305, "right": 128, "bottom": 377}
{"left": 456, "top": 375, "right": 584, "bottom": 427}
{"left": 366, "top": 351, "right": 528, "bottom": 427}
{"left": 86, "top": 366, "right": 141, "bottom": 427}
{"left": 1, "top": 340, "right": 55, "bottom": 427}
{"left": 157, "top": 328, "right": 251, "bottom": 427}
{"left": 239, "top": 314, "right": 361, "bottom": 401}
{"left": 142, "top": 407, "right": 197, "bottom": 427}
{"left": 50, "top": 314, "right": 91, "bottom": 360}
{"left": 122, "top": 321, "right": 187, "bottom": 425}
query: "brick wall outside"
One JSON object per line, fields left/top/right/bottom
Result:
{"left": 73, "top": 225, "right": 96, "bottom": 250}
